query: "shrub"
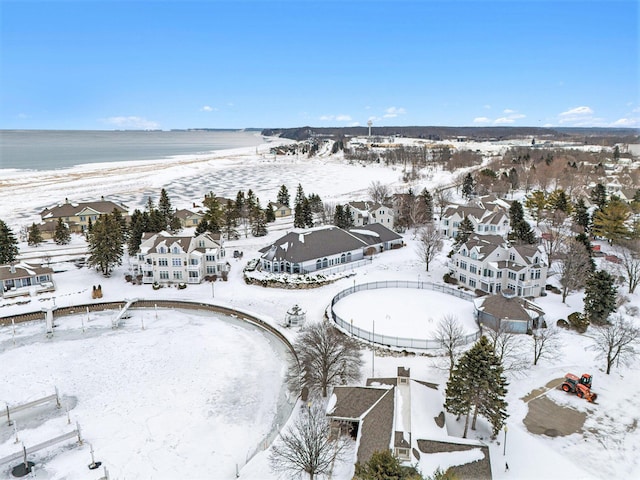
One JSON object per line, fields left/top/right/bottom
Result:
{"left": 568, "top": 312, "right": 589, "bottom": 333}
{"left": 557, "top": 319, "right": 569, "bottom": 329}
{"left": 125, "top": 274, "right": 133, "bottom": 283}
{"left": 443, "top": 273, "right": 457, "bottom": 285}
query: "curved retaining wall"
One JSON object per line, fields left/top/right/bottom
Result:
{"left": 1, "top": 299, "right": 297, "bottom": 470}
{"left": 330, "top": 280, "right": 480, "bottom": 351}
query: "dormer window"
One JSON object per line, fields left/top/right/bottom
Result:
{"left": 159, "top": 247, "right": 166, "bottom": 254}
{"left": 172, "top": 246, "right": 180, "bottom": 254}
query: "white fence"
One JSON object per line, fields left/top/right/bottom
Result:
{"left": 330, "top": 280, "right": 480, "bottom": 350}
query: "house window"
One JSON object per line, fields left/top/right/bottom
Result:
{"left": 444, "top": 220, "right": 449, "bottom": 226}
{"left": 172, "top": 247, "right": 180, "bottom": 254}
{"left": 470, "top": 252, "right": 478, "bottom": 260}
{"left": 173, "top": 271, "right": 182, "bottom": 280}
{"left": 531, "top": 269, "right": 541, "bottom": 280}
{"left": 395, "top": 448, "right": 410, "bottom": 461}
{"left": 469, "top": 264, "right": 477, "bottom": 274}
{"left": 206, "top": 266, "right": 216, "bottom": 274}
{"left": 347, "top": 252, "right": 352, "bottom": 261}
{"left": 459, "top": 274, "right": 467, "bottom": 284}
{"left": 80, "top": 216, "right": 86, "bottom": 222}
{"left": 159, "top": 247, "right": 166, "bottom": 254}
{"left": 460, "top": 261, "right": 467, "bottom": 270}
{"left": 159, "top": 271, "right": 169, "bottom": 279}
{"left": 316, "top": 259, "right": 322, "bottom": 270}
{"left": 172, "top": 258, "right": 182, "bottom": 267}
{"left": 341, "top": 253, "right": 346, "bottom": 264}
{"left": 188, "top": 271, "right": 199, "bottom": 278}
{"left": 198, "top": 240, "right": 205, "bottom": 248}
{"left": 206, "top": 254, "right": 216, "bottom": 262}
{"left": 469, "top": 278, "right": 476, "bottom": 288}
{"left": 158, "top": 258, "right": 168, "bottom": 266}
{"left": 322, "top": 258, "right": 328, "bottom": 268}
{"left": 519, "top": 273, "right": 525, "bottom": 281}
{"left": 190, "top": 258, "right": 199, "bottom": 265}
{"left": 497, "top": 271, "right": 502, "bottom": 278}
{"left": 508, "top": 272, "right": 516, "bottom": 280}
{"left": 509, "top": 252, "right": 515, "bottom": 261}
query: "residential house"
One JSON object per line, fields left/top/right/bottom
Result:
{"left": 133, "top": 231, "right": 227, "bottom": 284}
{"left": 440, "top": 196, "right": 510, "bottom": 239}
{"left": 327, "top": 368, "right": 492, "bottom": 479}
{"left": 258, "top": 224, "right": 403, "bottom": 274}
{"left": 268, "top": 202, "right": 292, "bottom": 218}
{"left": 474, "top": 292, "right": 545, "bottom": 333}
{"left": 40, "top": 197, "right": 129, "bottom": 234}
{"left": 449, "top": 234, "right": 548, "bottom": 297}
{"left": 0, "top": 263, "right": 55, "bottom": 298}
{"left": 346, "top": 201, "right": 395, "bottom": 230}
{"left": 175, "top": 209, "right": 204, "bottom": 228}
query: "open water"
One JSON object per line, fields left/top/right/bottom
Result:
{"left": 0, "top": 129, "right": 265, "bottom": 171}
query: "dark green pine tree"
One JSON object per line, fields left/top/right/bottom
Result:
{"left": 202, "top": 193, "right": 222, "bottom": 234}
{"left": 87, "top": 213, "right": 124, "bottom": 276}
{"left": 158, "top": 188, "right": 174, "bottom": 228}
{"left": 574, "top": 233, "right": 596, "bottom": 273}
{"left": 590, "top": 183, "right": 607, "bottom": 212}
{"left": 251, "top": 200, "right": 268, "bottom": 237}
{"left": 277, "top": 184, "right": 290, "bottom": 207}
{"left": 354, "top": 450, "right": 424, "bottom": 479}
{"left": 111, "top": 208, "right": 128, "bottom": 244}
{"left": 127, "top": 209, "right": 147, "bottom": 255}
{"left": 195, "top": 218, "right": 210, "bottom": 235}
{"left": 584, "top": 270, "right": 618, "bottom": 325}
{"left": 333, "top": 205, "right": 346, "bottom": 228}
{"left": 307, "top": 193, "right": 323, "bottom": 214}
{"left": 573, "top": 197, "right": 591, "bottom": 233}
{"left": 265, "top": 203, "right": 276, "bottom": 223}
{"left": 461, "top": 172, "right": 475, "bottom": 199}
{"left": 508, "top": 200, "right": 536, "bottom": 244}
{"left": 27, "top": 223, "right": 44, "bottom": 247}
{"left": 455, "top": 216, "right": 475, "bottom": 247}
{"left": 54, "top": 217, "right": 71, "bottom": 245}
{"left": 550, "top": 189, "right": 570, "bottom": 213}
{"left": 302, "top": 197, "right": 314, "bottom": 228}
{"left": 293, "top": 184, "right": 306, "bottom": 228}
{"left": 222, "top": 199, "right": 238, "bottom": 239}
{"left": 420, "top": 188, "right": 434, "bottom": 223}
{"left": 445, "top": 336, "right": 508, "bottom": 439}
{"left": 0, "top": 219, "right": 19, "bottom": 264}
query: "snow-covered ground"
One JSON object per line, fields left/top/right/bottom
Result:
{"left": 1, "top": 138, "right": 639, "bottom": 479}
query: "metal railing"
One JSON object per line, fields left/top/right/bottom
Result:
{"left": 330, "top": 280, "right": 479, "bottom": 350}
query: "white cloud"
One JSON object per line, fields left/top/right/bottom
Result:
{"left": 503, "top": 109, "right": 515, "bottom": 114}
{"left": 348, "top": 122, "right": 360, "bottom": 127}
{"left": 483, "top": 105, "right": 491, "bottom": 110}
{"left": 473, "top": 117, "right": 491, "bottom": 124}
{"left": 558, "top": 106, "right": 597, "bottom": 125}
{"left": 383, "top": 107, "right": 406, "bottom": 118}
{"left": 102, "top": 116, "right": 160, "bottom": 130}
{"left": 320, "top": 114, "right": 352, "bottom": 122}
{"left": 493, "top": 117, "right": 515, "bottom": 125}
{"left": 200, "top": 105, "right": 216, "bottom": 112}
{"left": 611, "top": 117, "right": 639, "bottom": 127}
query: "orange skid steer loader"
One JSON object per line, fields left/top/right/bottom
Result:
{"left": 561, "top": 373, "right": 598, "bottom": 403}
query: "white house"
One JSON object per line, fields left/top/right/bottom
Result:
{"left": 440, "top": 196, "right": 510, "bottom": 239}
{"left": 449, "top": 234, "right": 547, "bottom": 297}
{"left": 133, "top": 231, "right": 227, "bottom": 284}
{"left": 0, "top": 263, "right": 55, "bottom": 298}
{"left": 346, "top": 201, "right": 395, "bottom": 230}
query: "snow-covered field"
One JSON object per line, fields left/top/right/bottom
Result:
{"left": 1, "top": 138, "right": 639, "bottom": 479}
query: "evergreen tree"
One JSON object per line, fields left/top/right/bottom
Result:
{"left": 461, "top": 172, "right": 475, "bottom": 199}
{"left": 27, "top": 223, "right": 43, "bottom": 247}
{"left": 0, "top": 219, "right": 19, "bottom": 264}
{"left": 508, "top": 200, "right": 536, "bottom": 244}
{"left": 420, "top": 188, "right": 434, "bottom": 223}
{"left": 343, "top": 205, "right": 354, "bottom": 228}
{"left": 127, "top": 209, "right": 147, "bottom": 255}
{"left": 575, "top": 233, "right": 596, "bottom": 273}
{"left": 87, "top": 213, "right": 124, "bottom": 276}
{"left": 265, "top": 203, "right": 276, "bottom": 223}
{"left": 445, "top": 336, "right": 508, "bottom": 439}
{"left": 277, "top": 184, "right": 290, "bottom": 207}
{"left": 573, "top": 197, "right": 591, "bottom": 233}
{"left": 592, "top": 198, "right": 631, "bottom": 244}
{"left": 168, "top": 215, "right": 182, "bottom": 234}
{"left": 454, "top": 216, "right": 475, "bottom": 247}
{"left": 195, "top": 218, "right": 210, "bottom": 235}
{"left": 293, "top": 184, "right": 306, "bottom": 228}
{"left": 53, "top": 217, "right": 71, "bottom": 245}
{"left": 354, "top": 450, "right": 424, "bottom": 479}
{"left": 584, "top": 270, "right": 617, "bottom": 325}
{"left": 508, "top": 167, "right": 519, "bottom": 190}
{"left": 590, "top": 183, "right": 607, "bottom": 211}
{"left": 222, "top": 199, "right": 238, "bottom": 239}
{"left": 158, "top": 188, "right": 174, "bottom": 227}
{"left": 302, "top": 197, "right": 314, "bottom": 228}
{"left": 525, "top": 190, "right": 548, "bottom": 226}
{"left": 202, "top": 193, "right": 222, "bottom": 233}
{"left": 111, "top": 208, "right": 128, "bottom": 244}
{"left": 613, "top": 145, "right": 620, "bottom": 162}
{"left": 333, "top": 205, "right": 346, "bottom": 228}
{"left": 307, "top": 193, "right": 324, "bottom": 214}
{"left": 548, "top": 189, "right": 572, "bottom": 214}
{"left": 251, "top": 209, "right": 268, "bottom": 237}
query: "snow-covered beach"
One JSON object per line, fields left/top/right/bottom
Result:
{"left": 1, "top": 137, "right": 639, "bottom": 479}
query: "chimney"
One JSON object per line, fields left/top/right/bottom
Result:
{"left": 9, "top": 263, "right": 16, "bottom": 274}
{"left": 101, "top": 195, "right": 104, "bottom": 201}
{"left": 65, "top": 197, "right": 69, "bottom": 204}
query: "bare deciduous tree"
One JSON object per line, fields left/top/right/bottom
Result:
{"left": 590, "top": 314, "right": 640, "bottom": 374}
{"left": 270, "top": 402, "right": 349, "bottom": 480}
{"left": 286, "top": 322, "right": 363, "bottom": 398}
{"left": 614, "top": 240, "right": 640, "bottom": 294}
{"left": 415, "top": 223, "right": 443, "bottom": 272}
{"left": 434, "top": 314, "right": 467, "bottom": 378}
{"left": 532, "top": 326, "right": 562, "bottom": 366}
{"left": 540, "top": 224, "right": 569, "bottom": 270}
{"left": 367, "top": 181, "right": 391, "bottom": 204}
{"left": 484, "top": 325, "right": 528, "bottom": 373}
{"left": 559, "top": 238, "right": 593, "bottom": 303}
{"left": 433, "top": 188, "right": 453, "bottom": 221}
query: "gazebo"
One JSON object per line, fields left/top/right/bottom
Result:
{"left": 284, "top": 304, "right": 306, "bottom": 328}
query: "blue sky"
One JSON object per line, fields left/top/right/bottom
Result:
{"left": 1, "top": 0, "right": 638, "bottom": 130}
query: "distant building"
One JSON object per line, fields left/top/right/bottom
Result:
{"left": 475, "top": 293, "right": 545, "bottom": 333}
{"left": 440, "top": 195, "right": 510, "bottom": 239}
{"left": 0, "top": 263, "right": 55, "bottom": 298}
{"left": 175, "top": 209, "right": 204, "bottom": 228}
{"left": 40, "top": 197, "right": 129, "bottom": 234}
{"left": 346, "top": 201, "right": 394, "bottom": 230}
{"left": 268, "top": 202, "right": 292, "bottom": 218}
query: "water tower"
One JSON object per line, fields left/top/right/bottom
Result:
{"left": 367, "top": 120, "right": 373, "bottom": 138}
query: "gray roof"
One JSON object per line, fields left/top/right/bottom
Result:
{"left": 475, "top": 294, "right": 544, "bottom": 322}
{"left": 461, "top": 234, "right": 506, "bottom": 256}
{"left": 327, "top": 386, "right": 391, "bottom": 420}
{"left": 41, "top": 199, "right": 128, "bottom": 219}
{"left": 0, "top": 263, "right": 53, "bottom": 281}
{"left": 347, "top": 223, "right": 402, "bottom": 245}
{"left": 259, "top": 227, "right": 369, "bottom": 263}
